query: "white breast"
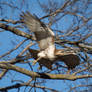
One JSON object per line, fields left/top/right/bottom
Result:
{"left": 45, "top": 45, "right": 55, "bottom": 60}
{"left": 38, "top": 51, "right": 46, "bottom": 58}
{"left": 37, "top": 44, "right": 55, "bottom": 60}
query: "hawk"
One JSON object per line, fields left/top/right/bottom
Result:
{"left": 21, "top": 12, "right": 80, "bottom": 70}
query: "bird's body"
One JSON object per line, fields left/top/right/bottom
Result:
{"left": 21, "top": 11, "right": 80, "bottom": 70}
{"left": 29, "top": 48, "right": 80, "bottom": 70}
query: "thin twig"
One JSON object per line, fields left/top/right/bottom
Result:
{"left": 0, "top": 81, "right": 58, "bottom": 92}
{"left": 18, "top": 42, "right": 35, "bottom": 56}
{"left": 0, "top": 39, "right": 28, "bottom": 59}
{"left": 72, "top": 67, "right": 89, "bottom": 75}
{"left": 0, "top": 69, "right": 8, "bottom": 79}
{"left": 0, "top": 19, "right": 21, "bottom": 24}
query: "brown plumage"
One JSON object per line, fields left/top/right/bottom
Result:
{"left": 21, "top": 11, "right": 80, "bottom": 70}
{"left": 28, "top": 49, "right": 54, "bottom": 69}
{"left": 29, "top": 48, "right": 80, "bottom": 70}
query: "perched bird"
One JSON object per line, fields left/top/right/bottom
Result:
{"left": 21, "top": 11, "right": 80, "bottom": 71}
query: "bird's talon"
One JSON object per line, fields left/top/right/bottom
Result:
{"left": 32, "top": 61, "right": 37, "bottom": 65}
{"left": 32, "top": 57, "right": 41, "bottom": 66}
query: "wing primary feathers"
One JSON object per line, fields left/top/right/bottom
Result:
{"left": 21, "top": 11, "right": 55, "bottom": 50}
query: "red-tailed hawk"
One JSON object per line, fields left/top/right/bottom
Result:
{"left": 21, "top": 12, "right": 80, "bottom": 70}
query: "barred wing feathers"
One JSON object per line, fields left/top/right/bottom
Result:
{"left": 21, "top": 12, "right": 55, "bottom": 50}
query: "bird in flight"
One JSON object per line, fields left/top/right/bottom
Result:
{"left": 21, "top": 11, "right": 80, "bottom": 71}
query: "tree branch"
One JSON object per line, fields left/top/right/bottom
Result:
{"left": 0, "top": 19, "right": 21, "bottom": 24}
{"left": 40, "top": 0, "right": 77, "bottom": 19}
{"left": 0, "top": 82, "right": 58, "bottom": 92}
{"left": 0, "top": 63, "right": 92, "bottom": 80}
{"left": 0, "top": 39, "right": 28, "bottom": 58}
{"left": 0, "top": 69, "right": 8, "bottom": 79}
{"left": 0, "top": 23, "right": 34, "bottom": 40}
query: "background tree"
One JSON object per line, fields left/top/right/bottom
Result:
{"left": 0, "top": 0, "right": 92, "bottom": 92}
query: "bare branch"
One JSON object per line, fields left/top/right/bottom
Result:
{"left": 0, "top": 82, "right": 58, "bottom": 92}
{"left": 18, "top": 42, "right": 35, "bottom": 56}
{"left": 0, "top": 39, "right": 28, "bottom": 58}
{"left": 40, "top": 0, "right": 77, "bottom": 19}
{"left": 69, "top": 84, "right": 92, "bottom": 92}
{"left": 0, "top": 19, "right": 21, "bottom": 24}
{"left": 0, "top": 23, "right": 33, "bottom": 39}
{"left": 73, "top": 67, "right": 89, "bottom": 75}
{"left": 0, "top": 63, "right": 92, "bottom": 80}
{"left": 0, "top": 69, "right": 7, "bottom": 79}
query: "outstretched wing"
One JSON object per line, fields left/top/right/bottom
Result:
{"left": 59, "top": 54, "right": 80, "bottom": 69}
{"left": 21, "top": 11, "right": 55, "bottom": 50}
{"left": 55, "top": 49, "right": 80, "bottom": 69}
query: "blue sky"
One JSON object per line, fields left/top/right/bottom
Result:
{"left": 0, "top": 0, "right": 91, "bottom": 92}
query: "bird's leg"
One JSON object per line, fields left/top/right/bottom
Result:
{"left": 32, "top": 57, "right": 41, "bottom": 65}
{"left": 66, "top": 69, "right": 71, "bottom": 74}
{"left": 37, "top": 65, "right": 42, "bottom": 70}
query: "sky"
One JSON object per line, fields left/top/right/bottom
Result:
{"left": 0, "top": 0, "right": 91, "bottom": 92}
